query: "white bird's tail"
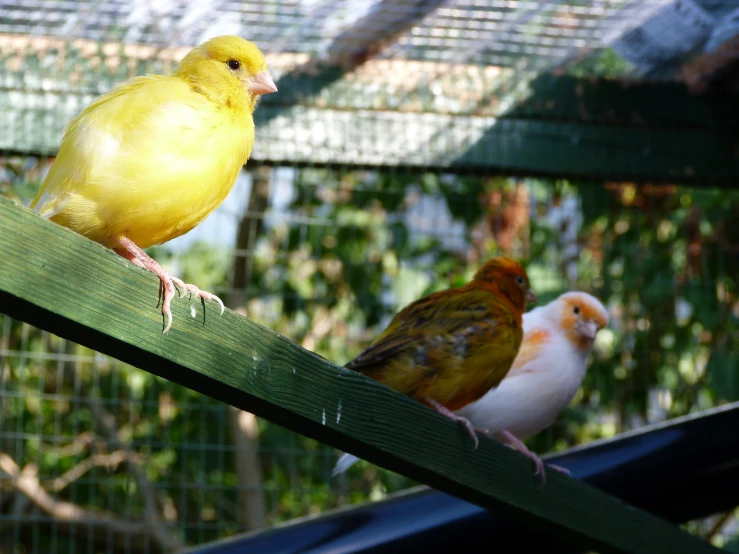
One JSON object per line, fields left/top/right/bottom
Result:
{"left": 331, "top": 453, "right": 360, "bottom": 477}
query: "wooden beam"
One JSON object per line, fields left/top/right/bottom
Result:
{"left": 0, "top": 196, "right": 721, "bottom": 554}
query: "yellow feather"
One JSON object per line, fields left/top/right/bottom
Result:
{"left": 31, "top": 35, "right": 269, "bottom": 250}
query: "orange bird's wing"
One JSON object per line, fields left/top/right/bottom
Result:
{"left": 346, "top": 286, "right": 522, "bottom": 406}
{"left": 346, "top": 286, "right": 482, "bottom": 373}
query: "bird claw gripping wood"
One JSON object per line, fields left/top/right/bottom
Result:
{"left": 427, "top": 398, "right": 480, "bottom": 449}
{"left": 113, "top": 236, "right": 224, "bottom": 334}
{"left": 500, "top": 430, "right": 549, "bottom": 487}
{"left": 171, "top": 277, "right": 225, "bottom": 315}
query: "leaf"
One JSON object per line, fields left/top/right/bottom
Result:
{"left": 708, "top": 349, "right": 739, "bottom": 402}
{"left": 390, "top": 266, "right": 432, "bottom": 312}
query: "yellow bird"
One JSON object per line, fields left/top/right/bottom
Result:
{"left": 31, "top": 35, "right": 277, "bottom": 333}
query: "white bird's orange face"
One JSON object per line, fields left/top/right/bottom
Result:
{"left": 558, "top": 292, "right": 609, "bottom": 351}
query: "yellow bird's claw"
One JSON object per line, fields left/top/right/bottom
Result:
{"left": 111, "top": 236, "right": 220, "bottom": 333}
{"left": 168, "top": 277, "right": 224, "bottom": 315}
{"left": 163, "top": 311, "right": 173, "bottom": 334}
{"left": 195, "top": 290, "right": 225, "bottom": 315}
{"left": 160, "top": 279, "right": 176, "bottom": 334}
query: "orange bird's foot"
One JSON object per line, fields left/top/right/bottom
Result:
{"left": 426, "top": 398, "right": 480, "bottom": 449}
{"left": 500, "top": 430, "right": 547, "bottom": 486}
{"left": 112, "top": 236, "right": 225, "bottom": 334}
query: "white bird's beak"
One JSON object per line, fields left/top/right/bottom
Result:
{"left": 579, "top": 320, "right": 599, "bottom": 340}
{"left": 248, "top": 72, "right": 278, "bottom": 95}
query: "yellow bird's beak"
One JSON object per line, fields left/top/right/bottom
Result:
{"left": 249, "top": 72, "right": 278, "bottom": 95}
{"left": 526, "top": 288, "right": 537, "bottom": 304}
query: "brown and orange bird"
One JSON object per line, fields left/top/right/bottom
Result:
{"left": 333, "top": 256, "right": 536, "bottom": 476}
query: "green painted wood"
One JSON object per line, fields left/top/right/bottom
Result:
{"left": 0, "top": 196, "right": 723, "bottom": 554}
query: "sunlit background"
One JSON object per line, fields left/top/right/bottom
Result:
{"left": 1, "top": 0, "right": 738, "bottom": 552}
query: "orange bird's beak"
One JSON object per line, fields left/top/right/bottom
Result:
{"left": 249, "top": 72, "right": 278, "bottom": 95}
{"left": 526, "top": 288, "right": 537, "bottom": 304}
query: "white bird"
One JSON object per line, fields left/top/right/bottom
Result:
{"left": 455, "top": 291, "right": 609, "bottom": 484}
{"left": 332, "top": 291, "right": 609, "bottom": 484}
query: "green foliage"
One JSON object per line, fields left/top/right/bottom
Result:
{"left": 565, "top": 48, "right": 635, "bottom": 79}
{"left": 1, "top": 158, "right": 737, "bottom": 550}
{"left": 0, "top": 156, "right": 46, "bottom": 204}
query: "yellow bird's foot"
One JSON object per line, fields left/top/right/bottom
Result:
{"left": 426, "top": 398, "right": 480, "bottom": 449}
{"left": 169, "top": 277, "right": 225, "bottom": 314}
{"left": 113, "top": 236, "right": 224, "bottom": 334}
{"left": 500, "top": 429, "right": 547, "bottom": 487}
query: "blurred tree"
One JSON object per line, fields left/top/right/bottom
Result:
{"left": 227, "top": 165, "right": 272, "bottom": 531}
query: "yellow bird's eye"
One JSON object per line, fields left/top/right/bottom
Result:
{"left": 227, "top": 59, "right": 240, "bottom": 71}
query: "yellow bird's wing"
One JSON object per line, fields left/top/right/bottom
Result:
{"left": 32, "top": 75, "right": 254, "bottom": 247}
{"left": 32, "top": 76, "right": 169, "bottom": 217}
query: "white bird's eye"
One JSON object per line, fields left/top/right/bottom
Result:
{"left": 573, "top": 306, "right": 580, "bottom": 314}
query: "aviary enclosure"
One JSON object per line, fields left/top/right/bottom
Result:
{"left": 1, "top": 1, "right": 738, "bottom": 552}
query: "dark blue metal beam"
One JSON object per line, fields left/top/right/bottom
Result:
{"left": 185, "top": 402, "right": 739, "bottom": 554}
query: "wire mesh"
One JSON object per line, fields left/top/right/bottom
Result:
{"left": 1, "top": 0, "right": 739, "bottom": 552}
{"left": 1, "top": 0, "right": 733, "bottom": 72}
{"left": 3, "top": 164, "right": 738, "bottom": 551}
{"left": 0, "top": 1, "right": 650, "bottom": 63}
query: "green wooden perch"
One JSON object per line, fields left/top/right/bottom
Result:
{"left": 0, "top": 196, "right": 722, "bottom": 554}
